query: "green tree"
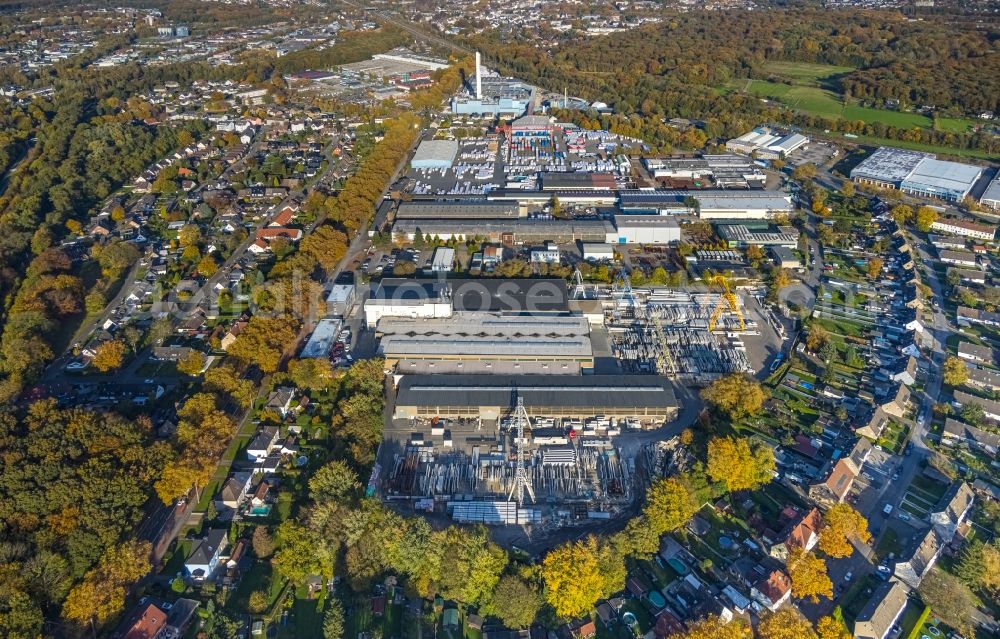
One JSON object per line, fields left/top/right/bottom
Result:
{"left": 323, "top": 597, "right": 345, "bottom": 639}
{"left": 484, "top": 575, "right": 542, "bottom": 629}
{"left": 915, "top": 206, "right": 938, "bottom": 233}
{"left": 309, "top": 461, "right": 360, "bottom": 502}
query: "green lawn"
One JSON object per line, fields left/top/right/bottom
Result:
{"left": 763, "top": 61, "right": 855, "bottom": 82}
{"left": 874, "top": 528, "right": 903, "bottom": 560}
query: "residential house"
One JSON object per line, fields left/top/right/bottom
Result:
{"left": 958, "top": 341, "right": 994, "bottom": 365}
{"left": 265, "top": 387, "right": 295, "bottom": 417}
{"left": 957, "top": 306, "right": 1000, "bottom": 328}
{"left": 269, "top": 206, "right": 297, "bottom": 227}
{"left": 942, "top": 418, "right": 1000, "bottom": 456}
{"left": 221, "top": 320, "right": 248, "bottom": 351}
{"left": 152, "top": 345, "right": 195, "bottom": 362}
{"left": 768, "top": 507, "right": 821, "bottom": 561}
{"left": 246, "top": 426, "right": 280, "bottom": 462}
{"left": 809, "top": 458, "right": 857, "bottom": 506}
{"left": 751, "top": 569, "right": 791, "bottom": 611}
{"left": 216, "top": 472, "right": 253, "bottom": 510}
{"left": 947, "top": 268, "right": 986, "bottom": 285}
{"left": 893, "top": 528, "right": 943, "bottom": 588}
{"left": 857, "top": 407, "right": 891, "bottom": 440}
{"left": 953, "top": 390, "right": 1000, "bottom": 422}
{"left": 880, "top": 384, "right": 910, "bottom": 419}
{"left": 853, "top": 579, "right": 908, "bottom": 639}
{"left": 890, "top": 356, "right": 918, "bottom": 386}
{"left": 937, "top": 250, "right": 978, "bottom": 268}
{"left": 928, "top": 482, "right": 974, "bottom": 543}
{"left": 124, "top": 602, "right": 167, "bottom": 639}
{"left": 965, "top": 365, "right": 1000, "bottom": 393}
{"left": 185, "top": 529, "right": 229, "bottom": 581}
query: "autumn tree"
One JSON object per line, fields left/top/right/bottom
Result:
{"left": 483, "top": 575, "right": 543, "bottom": 629}
{"left": 915, "top": 206, "right": 938, "bottom": 233}
{"left": 955, "top": 539, "right": 1000, "bottom": 594}
{"left": 61, "top": 541, "right": 152, "bottom": 627}
{"left": 700, "top": 374, "right": 769, "bottom": 419}
{"left": 816, "top": 616, "right": 850, "bottom": 639}
{"left": 746, "top": 244, "right": 766, "bottom": 266}
{"left": 706, "top": 436, "right": 775, "bottom": 492}
{"left": 818, "top": 504, "right": 871, "bottom": 558}
{"left": 228, "top": 315, "right": 299, "bottom": 373}
{"left": 942, "top": 355, "right": 969, "bottom": 387}
{"left": 891, "top": 204, "right": 914, "bottom": 225}
{"left": 252, "top": 526, "right": 275, "bottom": 558}
{"left": 806, "top": 324, "right": 828, "bottom": 352}
{"left": 541, "top": 537, "right": 606, "bottom": 619}
{"left": 176, "top": 350, "right": 205, "bottom": 376}
{"left": 787, "top": 549, "right": 833, "bottom": 602}
{"left": 677, "top": 615, "right": 752, "bottom": 639}
{"left": 287, "top": 357, "right": 338, "bottom": 390}
{"left": 758, "top": 608, "right": 818, "bottom": 639}
{"left": 866, "top": 257, "right": 884, "bottom": 280}
{"left": 91, "top": 340, "right": 126, "bottom": 372}
{"left": 643, "top": 476, "right": 699, "bottom": 536}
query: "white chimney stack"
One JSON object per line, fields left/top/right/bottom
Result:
{"left": 475, "top": 51, "right": 482, "bottom": 99}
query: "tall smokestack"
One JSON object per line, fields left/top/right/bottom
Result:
{"left": 475, "top": 51, "right": 482, "bottom": 99}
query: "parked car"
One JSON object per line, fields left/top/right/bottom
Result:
{"left": 883, "top": 503, "right": 894, "bottom": 515}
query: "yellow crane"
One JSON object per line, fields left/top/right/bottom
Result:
{"left": 707, "top": 273, "right": 745, "bottom": 332}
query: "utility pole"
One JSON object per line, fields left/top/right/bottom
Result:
{"left": 507, "top": 398, "right": 535, "bottom": 505}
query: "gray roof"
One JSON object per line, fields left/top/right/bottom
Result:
{"left": 854, "top": 579, "right": 909, "bottom": 639}
{"left": 396, "top": 200, "right": 520, "bottom": 220}
{"left": 395, "top": 374, "right": 677, "bottom": 411}
{"left": 982, "top": 173, "right": 1000, "bottom": 205}
{"left": 958, "top": 341, "right": 994, "bottom": 364}
{"left": 378, "top": 314, "right": 592, "bottom": 359}
{"left": 904, "top": 158, "right": 981, "bottom": 194}
{"left": 187, "top": 529, "right": 227, "bottom": 567}
{"left": 943, "top": 418, "right": 1000, "bottom": 449}
{"left": 411, "top": 139, "right": 458, "bottom": 165}
{"left": 371, "top": 278, "right": 570, "bottom": 314}
{"left": 851, "top": 147, "right": 929, "bottom": 183}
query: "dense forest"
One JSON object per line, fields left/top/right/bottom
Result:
{"left": 469, "top": 9, "right": 1000, "bottom": 154}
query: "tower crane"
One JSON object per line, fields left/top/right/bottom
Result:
{"left": 707, "top": 272, "right": 745, "bottom": 332}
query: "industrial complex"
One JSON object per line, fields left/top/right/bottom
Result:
{"left": 849, "top": 146, "right": 985, "bottom": 202}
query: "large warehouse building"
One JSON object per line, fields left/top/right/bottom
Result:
{"left": 377, "top": 313, "right": 594, "bottom": 375}
{"left": 392, "top": 374, "right": 679, "bottom": 422}
{"left": 365, "top": 278, "right": 570, "bottom": 327}
{"left": 850, "top": 146, "right": 983, "bottom": 202}
{"left": 395, "top": 200, "right": 523, "bottom": 220}
{"left": 391, "top": 218, "right": 615, "bottom": 243}
{"left": 410, "top": 139, "right": 459, "bottom": 170}
{"left": 694, "top": 190, "right": 795, "bottom": 219}
{"left": 608, "top": 215, "right": 681, "bottom": 244}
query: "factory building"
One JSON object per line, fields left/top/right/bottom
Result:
{"left": 725, "top": 128, "right": 809, "bottom": 159}
{"left": 608, "top": 215, "right": 681, "bottom": 244}
{"left": 539, "top": 171, "right": 618, "bottom": 191}
{"left": 392, "top": 374, "right": 678, "bottom": 422}
{"left": 430, "top": 246, "right": 455, "bottom": 272}
{"left": 618, "top": 190, "right": 692, "bottom": 216}
{"left": 582, "top": 242, "right": 616, "bottom": 262}
{"left": 488, "top": 189, "right": 618, "bottom": 206}
{"left": 850, "top": 147, "right": 983, "bottom": 202}
{"left": 694, "top": 191, "right": 795, "bottom": 219}
{"left": 391, "top": 218, "right": 615, "bottom": 244}
{"left": 716, "top": 222, "right": 800, "bottom": 248}
{"left": 981, "top": 173, "right": 1000, "bottom": 210}
{"left": 365, "top": 278, "right": 570, "bottom": 327}
{"left": 510, "top": 114, "right": 554, "bottom": 134}
{"left": 395, "top": 200, "right": 523, "bottom": 220}
{"left": 642, "top": 154, "right": 767, "bottom": 189}
{"left": 376, "top": 313, "right": 594, "bottom": 375}
{"left": 410, "top": 139, "right": 459, "bottom": 170}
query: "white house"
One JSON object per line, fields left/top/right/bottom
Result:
{"left": 184, "top": 529, "right": 228, "bottom": 581}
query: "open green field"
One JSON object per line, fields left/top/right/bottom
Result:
{"left": 725, "top": 61, "right": 982, "bottom": 137}
{"left": 763, "top": 61, "right": 854, "bottom": 82}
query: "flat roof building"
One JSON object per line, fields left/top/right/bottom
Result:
{"left": 716, "top": 223, "right": 800, "bottom": 248}
{"left": 377, "top": 313, "right": 593, "bottom": 373}
{"left": 851, "top": 146, "right": 983, "bottom": 202}
{"left": 411, "top": 139, "right": 459, "bottom": 170}
{"left": 539, "top": 172, "right": 617, "bottom": 191}
{"left": 301, "top": 318, "right": 343, "bottom": 358}
{"left": 392, "top": 218, "right": 615, "bottom": 243}
{"left": 430, "top": 246, "right": 455, "bottom": 272}
{"left": 694, "top": 190, "right": 794, "bottom": 219}
{"left": 608, "top": 215, "right": 681, "bottom": 244}
{"left": 982, "top": 173, "right": 1000, "bottom": 210}
{"left": 396, "top": 200, "right": 522, "bottom": 220}
{"left": 393, "top": 374, "right": 679, "bottom": 422}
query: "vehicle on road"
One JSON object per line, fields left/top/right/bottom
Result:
{"left": 898, "top": 512, "right": 910, "bottom": 521}
{"left": 844, "top": 571, "right": 853, "bottom": 582}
